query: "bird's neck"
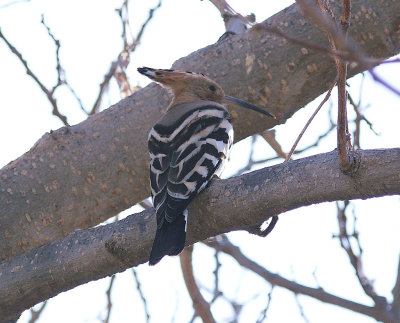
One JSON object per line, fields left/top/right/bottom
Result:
{"left": 168, "top": 91, "right": 202, "bottom": 109}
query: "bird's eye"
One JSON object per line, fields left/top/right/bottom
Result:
{"left": 208, "top": 85, "right": 216, "bottom": 92}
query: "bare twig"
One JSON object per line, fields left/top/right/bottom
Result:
{"left": 180, "top": 246, "right": 216, "bottom": 323}
{"left": 336, "top": 201, "right": 388, "bottom": 308}
{"left": 40, "top": 15, "right": 87, "bottom": 115}
{"left": 294, "top": 294, "right": 311, "bottom": 323}
{"left": 205, "top": 235, "right": 392, "bottom": 321}
{"left": 313, "top": 0, "right": 353, "bottom": 171}
{"left": 292, "top": 122, "right": 336, "bottom": 154}
{"left": 259, "top": 130, "right": 287, "bottom": 160}
{"left": 349, "top": 84, "right": 362, "bottom": 148}
{"left": 89, "top": 0, "right": 161, "bottom": 114}
{"left": 132, "top": 268, "right": 150, "bottom": 322}
{"left": 296, "top": 0, "right": 356, "bottom": 62}
{"left": 335, "top": 0, "right": 353, "bottom": 172}
{"left": 210, "top": 246, "right": 222, "bottom": 304}
{"left": 28, "top": 301, "right": 47, "bottom": 323}
{"left": 256, "top": 287, "right": 274, "bottom": 323}
{"left": 0, "top": 28, "right": 69, "bottom": 125}
{"left": 347, "top": 92, "right": 378, "bottom": 149}
{"left": 41, "top": 15, "right": 64, "bottom": 90}
{"left": 104, "top": 275, "right": 116, "bottom": 323}
{"left": 90, "top": 62, "right": 117, "bottom": 115}
{"left": 133, "top": 0, "right": 162, "bottom": 48}
{"left": 368, "top": 69, "right": 400, "bottom": 96}
{"left": 285, "top": 75, "right": 338, "bottom": 162}
{"left": 208, "top": 0, "right": 254, "bottom": 31}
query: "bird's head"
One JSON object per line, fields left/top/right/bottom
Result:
{"left": 138, "top": 67, "right": 225, "bottom": 106}
{"left": 138, "top": 66, "right": 275, "bottom": 118}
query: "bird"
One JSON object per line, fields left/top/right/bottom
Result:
{"left": 137, "top": 67, "right": 275, "bottom": 265}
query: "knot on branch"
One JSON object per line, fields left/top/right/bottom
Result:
{"left": 339, "top": 149, "right": 361, "bottom": 175}
{"left": 105, "top": 232, "right": 133, "bottom": 266}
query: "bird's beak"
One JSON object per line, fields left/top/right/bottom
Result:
{"left": 223, "top": 95, "right": 276, "bottom": 119}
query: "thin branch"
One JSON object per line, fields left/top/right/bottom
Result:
{"left": 368, "top": 69, "right": 400, "bottom": 96}
{"left": 313, "top": 0, "right": 353, "bottom": 172}
{"left": 347, "top": 92, "right": 378, "bottom": 149}
{"left": 292, "top": 122, "right": 336, "bottom": 154}
{"left": 285, "top": 75, "right": 338, "bottom": 162}
{"left": 336, "top": 201, "right": 388, "bottom": 308}
{"left": 133, "top": 0, "right": 162, "bottom": 49}
{"left": 208, "top": 0, "right": 256, "bottom": 41}
{"left": 210, "top": 246, "right": 223, "bottom": 304}
{"left": 132, "top": 268, "right": 150, "bottom": 323}
{"left": 89, "top": 62, "right": 118, "bottom": 115}
{"left": 28, "top": 301, "right": 47, "bottom": 323}
{"left": 336, "top": 0, "right": 353, "bottom": 172}
{"left": 0, "top": 28, "right": 69, "bottom": 126}
{"left": 256, "top": 287, "right": 274, "bottom": 323}
{"left": 205, "top": 235, "right": 395, "bottom": 322}
{"left": 41, "top": 15, "right": 64, "bottom": 91}
{"left": 104, "top": 275, "right": 116, "bottom": 323}
{"left": 294, "top": 294, "right": 311, "bottom": 323}
{"left": 40, "top": 15, "right": 87, "bottom": 115}
{"left": 90, "top": 0, "right": 161, "bottom": 114}
{"left": 180, "top": 246, "right": 216, "bottom": 323}
{"left": 259, "top": 130, "right": 287, "bottom": 160}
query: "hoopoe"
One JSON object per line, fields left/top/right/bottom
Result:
{"left": 138, "top": 67, "right": 275, "bottom": 265}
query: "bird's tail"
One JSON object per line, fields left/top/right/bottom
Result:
{"left": 149, "top": 210, "right": 187, "bottom": 265}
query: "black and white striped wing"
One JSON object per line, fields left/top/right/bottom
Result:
{"left": 148, "top": 105, "right": 233, "bottom": 228}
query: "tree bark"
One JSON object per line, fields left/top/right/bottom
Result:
{"left": 1, "top": 148, "right": 400, "bottom": 320}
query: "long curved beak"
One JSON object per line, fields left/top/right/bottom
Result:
{"left": 224, "top": 95, "right": 276, "bottom": 119}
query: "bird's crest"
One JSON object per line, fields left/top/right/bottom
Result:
{"left": 138, "top": 66, "right": 276, "bottom": 118}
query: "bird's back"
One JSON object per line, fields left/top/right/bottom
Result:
{"left": 148, "top": 101, "right": 233, "bottom": 264}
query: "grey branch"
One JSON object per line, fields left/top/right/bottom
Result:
{"left": 207, "top": 236, "right": 398, "bottom": 323}
{"left": 180, "top": 246, "right": 216, "bottom": 323}
{"left": 1, "top": 0, "right": 399, "bottom": 263}
{"left": 1, "top": 148, "right": 400, "bottom": 319}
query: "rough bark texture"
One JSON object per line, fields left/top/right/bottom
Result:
{"left": 1, "top": 0, "right": 399, "bottom": 262}
{"left": 1, "top": 148, "right": 400, "bottom": 319}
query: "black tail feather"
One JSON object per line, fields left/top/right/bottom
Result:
{"left": 149, "top": 212, "right": 186, "bottom": 265}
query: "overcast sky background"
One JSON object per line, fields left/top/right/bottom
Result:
{"left": 1, "top": 0, "right": 400, "bottom": 322}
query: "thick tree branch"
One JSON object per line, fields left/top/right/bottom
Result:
{"left": 1, "top": 148, "right": 400, "bottom": 320}
{"left": 0, "top": 0, "right": 399, "bottom": 262}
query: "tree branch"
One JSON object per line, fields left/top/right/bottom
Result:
{"left": 206, "top": 236, "right": 398, "bottom": 323}
{"left": 1, "top": 148, "right": 400, "bottom": 320}
{"left": 0, "top": 28, "right": 69, "bottom": 126}
{"left": 180, "top": 246, "right": 216, "bottom": 323}
{"left": 1, "top": 0, "right": 399, "bottom": 262}
{"left": 336, "top": 201, "right": 387, "bottom": 307}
